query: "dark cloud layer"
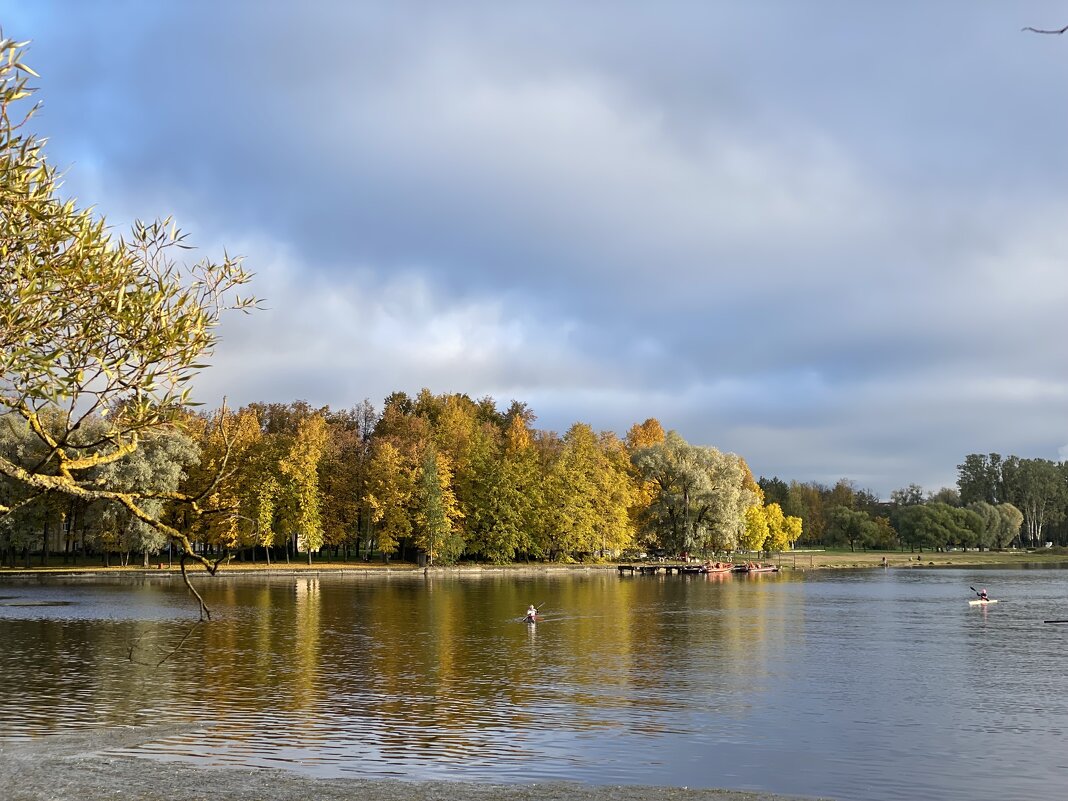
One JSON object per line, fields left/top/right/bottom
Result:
{"left": 4, "top": 1, "right": 1068, "bottom": 495}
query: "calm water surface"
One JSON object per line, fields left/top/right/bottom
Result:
{"left": 1, "top": 567, "right": 1067, "bottom": 801}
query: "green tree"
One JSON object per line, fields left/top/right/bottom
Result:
{"left": 757, "top": 476, "right": 790, "bottom": 508}
{"left": 995, "top": 503, "right": 1024, "bottom": 550}
{"left": 967, "top": 501, "right": 1001, "bottom": 551}
{"left": 632, "top": 431, "right": 754, "bottom": 555}
{"left": 90, "top": 428, "right": 199, "bottom": 566}
{"left": 956, "top": 453, "right": 1004, "bottom": 505}
{"left": 890, "top": 484, "right": 926, "bottom": 507}
{"left": 826, "top": 507, "right": 878, "bottom": 552}
{"left": 413, "top": 447, "right": 464, "bottom": 565}
{"left": 468, "top": 414, "right": 541, "bottom": 563}
{"left": 1003, "top": 458, "right": 1065, "bottom": 547}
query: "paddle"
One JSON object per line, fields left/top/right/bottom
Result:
{"left": 1044, "top": 620, "right": 1068, "bottom": 624}
{"left": 521, "top": 602, "right": 545, "bottom": 622}
{"left": 969, "top": 586, "right": 984, "bottom": 598}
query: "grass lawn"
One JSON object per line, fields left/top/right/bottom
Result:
{"left": 779, "top": 548, "right": 1068, "bottom": 570}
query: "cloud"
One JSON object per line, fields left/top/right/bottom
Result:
{"left": 8, "top": 2, "right": 1068, "bottom": 496}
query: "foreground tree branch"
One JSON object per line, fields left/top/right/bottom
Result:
{"left": 0, "top": 34, "right": 258, "bottom": 610}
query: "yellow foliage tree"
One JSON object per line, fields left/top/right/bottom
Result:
{"left": 278, "top": 414, "right": 328, "bottom": 564}
{"left": 365, "top": 440, "right": 413, "bottom": 557}
{"left": 741, "top": 504, "right": 770, "bottom": 552}
{"left": 767, "top": 506, "right": 804, "bottom": 552}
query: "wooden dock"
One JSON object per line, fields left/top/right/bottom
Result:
{"left": 617, "top": 563, "right": 779, "bottom": 576}
{"left": 616, "top": 563, "right": 710, "bottom": 575}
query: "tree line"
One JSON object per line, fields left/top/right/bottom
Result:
{"left": 0, "top": 393, "right": 804, "bottom": 567}
{"left": 755, "top": 450, "right": 1068, "bottom": 552}
{"left": 5, "top": 386, "right": 1061, "bottom": 566}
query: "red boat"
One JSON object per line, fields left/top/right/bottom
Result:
{"left": 701, "top": 563, "right": 734, "bottom": 574}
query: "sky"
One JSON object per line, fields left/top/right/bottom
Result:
{"left": 3, "top": 2, "right": 1068, "bottom": 497}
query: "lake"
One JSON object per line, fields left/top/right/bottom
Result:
{"left": 1, "top": 566, "right": 1066, "bottom": 801}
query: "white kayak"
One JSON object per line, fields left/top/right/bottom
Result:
{"left": 968, "top": 599, "right": 998, "bottom": 606}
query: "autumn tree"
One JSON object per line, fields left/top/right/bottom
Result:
{"left": 318, "top": 405, "right": 374, "bottom": 559}
{"left": 785, "top": 482, "right": 827, "bottom": 544}
{"left": 365, "top": 440, "right": 414, "bottom": 558}
{"left": 745, "top": 501, "right": 804, "bottom": 554}
{"left": 183, "top": 406, "right": 265, "bottom": 555}
{"left": 625, "top": 418, "right": 666, "bottom": 551}
{"left": 278, "top": 414, "right": 328, "bottom": 564}
{"left": 740, "top": 503, "right": 770, "bottom": 552}
{"left": 542, "top": 424, "right": 603, "bottom": 560}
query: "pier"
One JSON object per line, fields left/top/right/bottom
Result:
{"left": 616, "top": 563, "right": 711, "bottom": 575}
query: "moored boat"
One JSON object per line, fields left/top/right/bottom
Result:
{"left": 700, "top": 561, "right": 734, "bottom": 574}
{"left": 735, "top": 562, "right": 779, "bottom": 573}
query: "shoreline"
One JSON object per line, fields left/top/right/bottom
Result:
{"left": 1, "top": 549, "right": 1066, "bottom": 580}
{"left": 0, "top": 726, "right": 828, "bottom": 801}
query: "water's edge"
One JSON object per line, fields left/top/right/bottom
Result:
{"left": 1, "top": 726, "right": 829, "bottom": 801}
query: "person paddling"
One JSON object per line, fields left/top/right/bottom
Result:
{"left": 978, "top": 588, "right": 988, "bottom": 601}
{"left": 525, "top": 604, "right": 538, "bottom": 623}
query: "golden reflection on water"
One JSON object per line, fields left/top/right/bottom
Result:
{"left": 7, "top": 568, "right": 1068, "bottom": 801}
{"left": 0, "top": 572, "right": 808, "bottom": 750}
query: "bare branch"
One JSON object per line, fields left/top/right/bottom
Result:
{"left": 127, "top": 619, "right": 204, "bottom": 667}
{"left": 179, "top": 553, "right": 212, "bottom": 622}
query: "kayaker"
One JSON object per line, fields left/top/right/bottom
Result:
{"left": 525, "top": 604, "right": 537, "bottom": 622}
{"left": 978, "top": 588, "right": 988, "bottom": 601}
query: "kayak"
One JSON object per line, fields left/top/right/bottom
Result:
{"left": 524, "top": 614, "right": 540, "bottom": 623}
{"left": 968, "top": 599, "right": 998, "bottom": 606}
{"left": 745, "top": 566, "right": 780, "bottom": 574}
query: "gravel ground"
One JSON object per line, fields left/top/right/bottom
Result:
{"left": 1, "top": 727, "right": 830, "bottom": 801}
